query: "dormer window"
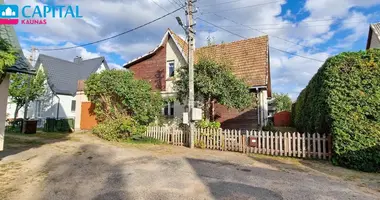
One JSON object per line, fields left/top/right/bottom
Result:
{"left": 168, "top": 61, "right": 175, "bottom": 78}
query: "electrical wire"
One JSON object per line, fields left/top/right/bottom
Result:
{"left": 211, "top": 13, "right": 319, "bottom": 50}
{"left": 201, "top": 1, "right": 282, "bottom": 14}
{"left": 197, "top": 17, "right": 325, "bottom": 63}
{"left": 38, "top": 6, "right": 184, "bottom": 51}
{"left": 151, "top": 0, "right": 170, "bottom": 12}
{"left": 199, "top": 0, "right": 246, "bottom": 7}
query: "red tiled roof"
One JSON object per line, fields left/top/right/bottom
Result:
{"left": 195, "top": 35, "right": 269, "bottom": 87}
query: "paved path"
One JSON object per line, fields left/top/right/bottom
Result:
{"left": 0, "top": 133, "right": 378, "bottom": 200}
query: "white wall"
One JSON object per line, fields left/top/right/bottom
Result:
{"left": 165, "top": 36, "right": 187, "bottom": 93}
{"left": 6, "top": 97, "right": 25, "bottom": 119}
{"left": 159, "top": 35, "right": 188, "bottom": 121}
{"left": 27, "top": 81, "right": 76, "bottom": 120}
{"left": 0, "top": 75, "right": 10, "bottom": 151}
{"left": 370, "top": 31, "right": 380, "bottom": 49}
{"left": 258, "top": 89, "right": 268, "bottom": 127}
{"left": 75, "top": 91, "right": 88, "bottom": 130}
{"left": 96, "top": 63, "right": 107, "bottom": 73}
{"left": 161, "top": 92, "right": 185, "bottom": 120}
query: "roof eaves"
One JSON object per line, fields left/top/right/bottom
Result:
{"left": 123, "top": 30, "right": 171, "bottom": 68}
{"left": 123, "top": 29, "right": 189, "bottom": 68}
{"left": 371, "top": 23, "right": 380, "bottom": 41}
{"left": 167, "top": 30, "right": 188, "bottom": 63}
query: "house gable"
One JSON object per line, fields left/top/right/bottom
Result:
{"left": 127, "top": 29, "right": 187, "bottom": 91}
{"left": 366, "top": 22, "right": 380, "bottom": 49}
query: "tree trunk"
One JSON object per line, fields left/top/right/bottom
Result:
{"left": 207, "top": 96, "right": 212, "bottom": 121}
{"left": 14, "top": 104, "right": 21, "bottom": 120}
{"left": 211, "top": 99, "right": 215, "bottom": 121}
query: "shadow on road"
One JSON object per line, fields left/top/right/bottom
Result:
{"left": 38, "top": 144, "right": 129, "bottom": 200}
{"left": 0, "top": 133, "right": 71, "bottom": 161}
{"left": 186, "top": 158, "right": 284, "bottom": 200}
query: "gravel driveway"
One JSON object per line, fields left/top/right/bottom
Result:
{"left": 0, "top": 133, "right": 379, "bottom": 200}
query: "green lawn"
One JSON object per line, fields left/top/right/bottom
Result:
{"left": 6, "top": 131, "right": 69, "bottom": 140}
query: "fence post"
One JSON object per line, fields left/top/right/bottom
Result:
{"left": 302, "top": 133, "right": 306, "bottom": 158}
{"left": 297, "top": 132, "right": 301, "bottom": 157}
{"left": 291, "top": 132, "right": 295, "bottom": 157}
{"left": 279, "top": 132, "right": 283, "bottom": 156}
{"left": 275, "top": 132, "right": 278, "bottom": 156}
{"left": 327, "top": 134, "right": 332, "bottom": 160}
{"left": 322, "top": 134, "right": 326, "bottom": 159}
{"left": 270, "top": 131, "right": 274, "bottom": 155}
{"left": 288, "top": 132, "right": 292, "bottom": 157}
{"left": 238, "top": 130, "right": 242, "bottom": 152}
{"left": 312, "top": 133, "right": 316, "bottom": 158}
{"left": 317, "top": 133, "right": 321, "bottom": 159}
{"left": 307, "top": 133, "right": 310, "bottom": 158}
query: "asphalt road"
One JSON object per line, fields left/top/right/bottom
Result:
{"left": 1, "top": 133, "right": 378, "bottom": 200}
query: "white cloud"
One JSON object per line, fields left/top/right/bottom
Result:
{"left": 108, "top": 63, "right": 122, "bottom": 69}
{"left": 23, "top": 42, "right": 101, "bottom": 67}
{"left": 23, "top": 36, "right": 60, "bottom": 45}
{"left": 12, "top": 0, "right": 380, "bottom": 100}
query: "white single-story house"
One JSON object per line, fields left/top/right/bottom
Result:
{"left": 6, "top": 54, "right": 109, "bottom": 127}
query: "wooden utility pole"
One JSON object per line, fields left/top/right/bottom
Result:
{"left": 187, "top": 0, "right": 196, "bottom": 148}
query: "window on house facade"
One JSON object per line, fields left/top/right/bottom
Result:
{"left": 164, "top": 101, "right": 175, "bottom": 117}
{"left": 71, "top": 100, "right": 76, "bottom": 112}
{"left": 168, "top": 61, "right": 175, "bottom": 78}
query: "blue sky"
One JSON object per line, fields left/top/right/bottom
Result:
{"left": 6, "top": 0, "right": 380, "bottom": 100}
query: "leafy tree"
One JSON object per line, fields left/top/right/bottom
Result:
{"left": 0, "top": 38, "right": 17, "bottom": 83}
{"left": 174, "top": 58, "right": 254, "bottom": 121}
{"left": 85, "top": 70, "right": 163, "bottom": 125}
{"left": 8, "top": 68, "right": 46, "bottom": 119}
{"left": 273, "top": 93, "right": 292, "bottom": 113}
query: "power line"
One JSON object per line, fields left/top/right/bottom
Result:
{"left": 201, "top": 1, "right": 282, "bottom": 14}
{"left": 39, "top": 6, "right": 184, "bottom": 51}
{"left": 199, "top": 0, "right": 245, "bottom": 7}
{"left": 151, "top": 0, "right": 170, "bottom": 12}
{"left": 197, "top": 17, "right": 325, "bottom": 63}
{"left": 209, "top": 17, "right": 372, "bottom": 27}
{"left": 212, "top": 13, "right": 320, "bottom": 50}
{"left": 168, "top": 0, "right": 184, "bottom": 9}
{"left": 199, "top": 21, "right": 369, "bottom": 31}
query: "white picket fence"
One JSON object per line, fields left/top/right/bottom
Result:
{"left": 144, "top": 127, "right": 332, "bottom": 160}
{"left": 145, "top": 126, "right": 188, "bottom": 146}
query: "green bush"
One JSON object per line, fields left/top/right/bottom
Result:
{"left": 293, "top": 49, "right": 380, "bottom": 172}
{"left": 196, "top": 119, "right": 221, "bottom": 129}
{"left": 262, "top": 121, "right": 276, "bottom": 132}
{"left": 85, "top": 70, "right": 163, "bottom": 125}
{"left": 92, "top": 117, "right": 146, "bottom": 141}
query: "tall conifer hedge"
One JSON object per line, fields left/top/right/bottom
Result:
{"left": 293, "top": 49, "right": 380, "bottom": 172}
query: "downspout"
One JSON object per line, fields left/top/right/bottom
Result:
{"left": 55, "top": 94, "right": 60, "bottom": 119}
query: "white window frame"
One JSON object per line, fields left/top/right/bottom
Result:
{"left": 163, "top": 101, "right": 175, "bottom": 117}
{"left": 167, "top": 60, "right": 175, "bottom": 78}
{"left": 71, "top": 100, "right": 76, "bottom": 112}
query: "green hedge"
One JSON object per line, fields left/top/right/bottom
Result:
{"left": 44, "top": 118, "right": 74, "bottom": 133}
{"left": 293, "top": 49, "right": 380, "bottom": 172}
